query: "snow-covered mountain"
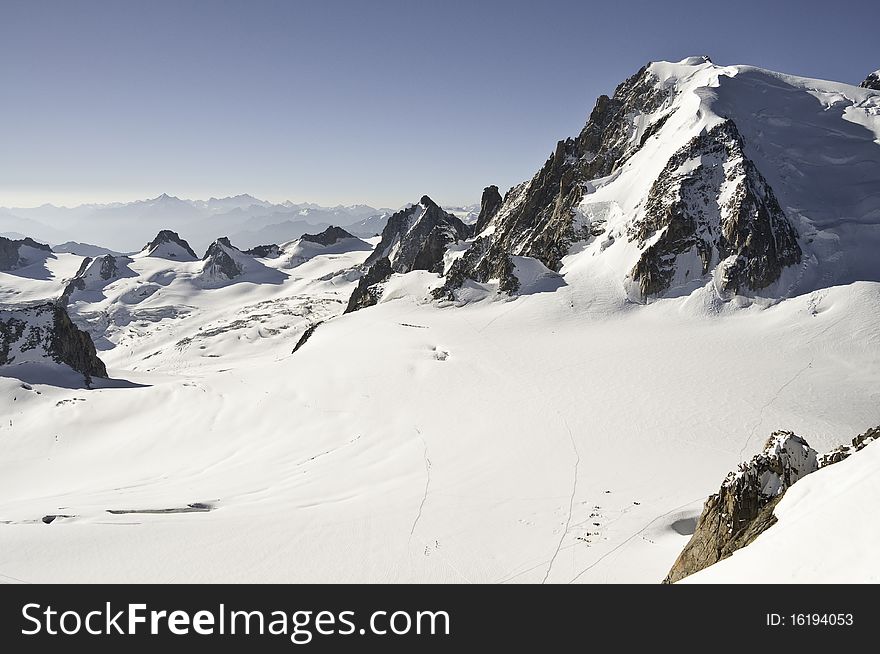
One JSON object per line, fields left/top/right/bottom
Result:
{"left": 0, "top": 57, "right": 878, "bottom": 584}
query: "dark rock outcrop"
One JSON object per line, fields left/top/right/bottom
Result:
{"left": 142, "top": 230, "right": 197, "bottom": 259}
{"left": 664, "top": 431, "right": 818, "bottom": 583}
{"left": 344, "top": 257, "right": 393, "bottom": 313}
{"left": 630, "top": 120, "right": 801, "bottom": 299}
{"left": 0, "top": 236, "right": 52, "bottom": 271}
{"left": 202, "top": 237, "right": 243, "bottom": 280}
{"left": 819, "top": 425, "right": 879, "bottom": 466}
{"left": 472, "top": 185, "right": 503, "bottom": 236}
{"left": 438, "top": 65, "right": 673, "bottom": 297}
{"left": 300, "top": 226, "right": 355, "bottom": 246}
{"left": 860, "top": 70, "right": 880, "bottom": 91}
{"left": 244, "top": 244, "right": 282, "bottom": 258}
{"left": 0, "top": 302, "right": 107, "bottom": 382}
{"left": 292, "top": 321, "right": 322, "bottom": 354}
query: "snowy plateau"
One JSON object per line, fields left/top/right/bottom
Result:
{"left": 1, "top": 57, "right": 879, "bottom": 584}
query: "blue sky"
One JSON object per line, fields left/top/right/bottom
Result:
{"left": 1, "top": 0, "right": 876, "bottom": 208}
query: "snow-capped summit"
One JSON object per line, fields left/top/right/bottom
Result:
{"left": 201, "top": 237, "right": 246, "bottom": 280}
{"left": 435, "top": 57, "right": 880, "bottom": 305}
{"left": 140, "top": 230, "right": 198, "bottom": 260}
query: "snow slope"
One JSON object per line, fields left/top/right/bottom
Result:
{"left": 0, "top": 59, "right": 878, "bottom": 584}
{"left": 0, "top": 265, "right": 877, "bottom": 583}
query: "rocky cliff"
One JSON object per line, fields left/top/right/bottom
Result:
{"left": 0, "top": 302, "right": 108, "bottom": 382}
{"left": 435, "top": 63, "right": 673, "bottom": 300}
{"left": 0, "top": 236, "right": 53, "bottom": 271}
{"left": 665, "top": 425, "right": 879, "bottom": 583}
{"left": 629, "top": 120, "right": 801, "bottom": 299}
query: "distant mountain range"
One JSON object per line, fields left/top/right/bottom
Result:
{"left": 0, "top": 194, "right": 479, "bottom": 253}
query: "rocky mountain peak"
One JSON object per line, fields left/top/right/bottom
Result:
{"left": 363, "top": 197, "right": 470, "bottom": 274}
{"left": 202, "top": 237, "right": 243, "bottom": 280}
{"left": 300, "top": 226, "right": 356, "bottom": 246}
{"left": 143, "top": 230, "right": 198, "bottom": 260}
{"left": 433, "top": 64, "right": 675, "bottom": 300}
{"left": 860, "top": 69, "right": 880, "bottom": 91}
{"left": 345, "top": 197, "right": 471, "bottom": 312}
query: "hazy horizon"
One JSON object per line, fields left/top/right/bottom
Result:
{"left": 2, "top": 0, "right": 877, "bottom": 208}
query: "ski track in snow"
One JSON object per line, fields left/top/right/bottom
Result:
{"left": 567, "top": 495, "right": 707, "bottom": 584}
{"left": 737, "top": 360, "right": 814, "bottom": 460}
{"left": 541, "top": 417, "right": 580, "bottom": 584}
{"left": 409, "top": 428, "right": 431, "bottom": 541}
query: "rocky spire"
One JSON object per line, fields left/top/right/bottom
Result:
{"left": 472, "top": 185, "right": 503, "bottom": 236}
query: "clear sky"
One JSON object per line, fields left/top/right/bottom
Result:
{"left": 1, "top": 0, "right": 876, "bottom": 208}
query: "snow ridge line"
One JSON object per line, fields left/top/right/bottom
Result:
{"left": 541, "top": 416, "right": 580, "bottom": 584}
{"left": 737, "top": 360, "right": 813, "bottom": 460}
{"left": 409, "top": 427, "right": 431, "bottom": 541}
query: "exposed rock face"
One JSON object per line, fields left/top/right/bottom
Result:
{"left": 364, "top": 196, "right": 470, "bottom": 274}
{"left": 438, "top": 65, "right": 673, "bottom": 297}
{"left": 630, "top": 120, "right": 801, "bottom": 299}
{"left": 345, "top": 196, "right": 470, "bottom": 313}
{"left": 860, "top": 70, "right": 880, "bottom": 91}
{"left": 300, "top": 226, "right": 356, "bottom": 246}
{"left": 0, "top": 302, "right": 108, "bottom": 382}
{"left": 819, "top": 425, "right": 879, "bottom": 466}
{"left": 664, "top": 431, "right": 818, "bottom": 583}
{"left": 202, "top": 237, "right": 243, "bottom": 280}
{"left": 244, "top": 244, "right": 282, "bottom": 258}
{"left": 61, "top": 254, "right": 127, "bottom": 301}
{"left": 142, "top": 230, "right": 198, "bottom": 259}
{"left": 344, "top": 257, "right": 393, "bottom": 314}
{"left": 472, "top": 185, "right": 503, "bottom": 236}
{"left": 0, "top": 236, "right": 52, "bottom": 271}
{"left": 292, "top": 321, "right": 322, "bottom": 354}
